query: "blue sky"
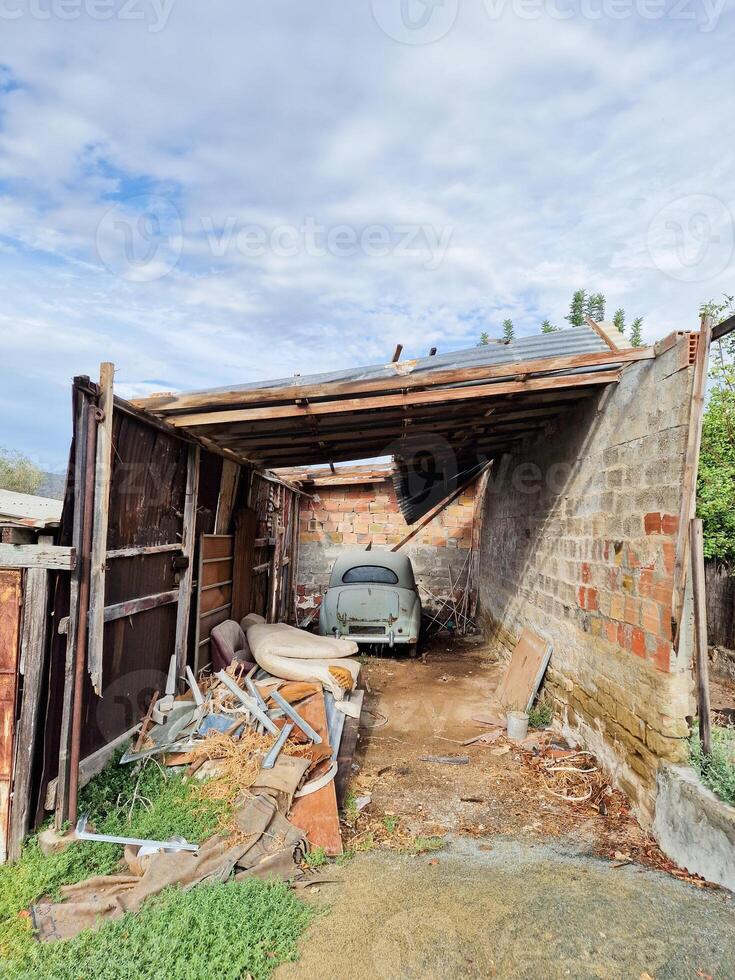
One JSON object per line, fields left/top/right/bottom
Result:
{"left": 0, "top": 0, "right": 734, "bottom": 470}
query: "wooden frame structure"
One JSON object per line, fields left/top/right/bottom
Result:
{"left": 134, "top": 331, "right": 654, "bottom": 469}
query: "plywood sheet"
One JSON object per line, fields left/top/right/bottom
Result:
{"left": 496, "top": 628, "right": 552, "bottom": 713}
{"left": 288, "top": 690, "right": 342, "bottom": 856}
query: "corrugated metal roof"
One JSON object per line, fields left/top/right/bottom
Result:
{"left": 176, "top": 326, "right": 610, "bottom": 398}
{"left": 0, "top": 489, "right": 63, "bottom": 529}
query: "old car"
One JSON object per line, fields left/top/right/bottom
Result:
{"left": 318, "top": 549, "right": 422, "bottom": 655}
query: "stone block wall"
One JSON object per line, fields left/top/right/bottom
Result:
{"left": 296, "top": 478, "right": 476, "bottom": 614}
{"left": 477, "top": 337, "right": 696, "bottom": 824}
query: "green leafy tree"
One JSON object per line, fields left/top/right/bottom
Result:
{"left": 502, "top": 318, "right": 514, "bottom": 342}
{"left": 0, "top": 448, "right": 42, "bottom": 494}
{"left": 586, "top": 292, "right": 606, "bottom": 321}
{"left": 477, "top": 331, "right": 490, "bottom": 346}
{"left": 566, "top": 289, "right": 586, "bottom": 327}
{"left": 540, "top": 319, "right": 557, "bottom": 333}
{"left": 613, "top": 308, "right": 625, "bottom": 336}
{"left": 629, "top": 317, "right": 643, "bottom": 348}
{"left": 697, "top": 295, "right": 735, "bottom": 561}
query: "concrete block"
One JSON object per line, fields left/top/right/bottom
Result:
{"left": 654, "top": 763, "right": 735, "bottom": 892}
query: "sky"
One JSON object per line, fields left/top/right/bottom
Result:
{"left": 0, "top": 0, "right": 734, "bottom": 471}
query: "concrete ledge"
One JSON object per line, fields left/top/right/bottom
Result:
{"left": 654, "top": 762, "right": 735, "bottom": 891}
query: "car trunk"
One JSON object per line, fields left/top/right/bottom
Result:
{"left": 336, "top": 586, "right": 399, "bottom": 635}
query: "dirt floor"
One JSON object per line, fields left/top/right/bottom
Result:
{"left": 277, "top": 639, "right": 735, "bottom": 979}
{"left": 278, "top": 840, "right": 735, "bottom": 980}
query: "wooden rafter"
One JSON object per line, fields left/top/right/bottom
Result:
{"left": 135, "top": 347, "right": 650, "bottom": 416}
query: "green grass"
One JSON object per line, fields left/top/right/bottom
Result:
{"left": 302, "top": 845, "right": 328, "bottom": 869}
{"left": 690, "top": 725, "right": 735, "bottom": 805}
{"left": 528, "top": 695, "right": 554, "bottom": 729}
{"left": 10, "top": 880, "right": 314, "bottom": 980}
{"left": 0, "top": 750, "right": 233, "bottom": 971}
{"left": 402, "top": 836, "right": 445, "bottom": 856}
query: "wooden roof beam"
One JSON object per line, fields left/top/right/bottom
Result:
{"left": 136, "top": 348, "right": 650, "bottom": 416}
{"left": 168, "top": 370, "right": 622, "bottom": 429}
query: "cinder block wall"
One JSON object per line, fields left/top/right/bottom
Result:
{"left": 296, "top": 479, "right": 476, "bottom": 613}
{"left": 478, "top": 338, "right": 695, "bottom": 824}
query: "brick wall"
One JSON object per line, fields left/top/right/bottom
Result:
{"left": 477, "top": 337, "right": 696, "bottom": 824}
{"left": 296, "top": 478, "right": 476, "bottom": 614}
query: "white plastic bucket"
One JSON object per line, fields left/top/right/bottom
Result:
{"left": 506, "top": 710, "right": 529, "bottom": 741}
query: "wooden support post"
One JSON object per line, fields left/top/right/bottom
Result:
{"left": 691, "top": 518, "right": 712, "bottom": 755}
{"left": 391, "top": 463, "right": 492, "bottom": 552}
{"left": 268, "top": 487, "right": 283, "bottom": 623}
{"left": 214, "top": 459, "right": 239, "bottom": 534}
{"left": 68, "top": 399, "right": 98, "bottom": 827}
{"left": 672, "top": 318, "right": 713, "bottom": 634}
{"left": 87, "top": 362, "right": 114, "bottom": 695}
{"left": 175, "top": 444, "right": 200, "bottom": 683}
{"left": 9, "top": 539, "right": 51, "bottom": 861}
{"left": 56, "top": 388, "right": 89, "bottom": 829}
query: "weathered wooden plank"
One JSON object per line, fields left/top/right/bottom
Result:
{"left": 56, "top": 387, "right": 90, "bottom": 829}
{"left": 288, "top": 691, "right": 342, "bottom": 856}
{"left": 87, "top": 362, "right": 115, "bottom": 695}
{"left": 0, "top": 570, "right": 22, "bottom": 864}
{"left": 691, "top": 518, "right": 712, "bottom": 754}
{"left": 673, "top": 320, "right": 712, "bottom": 633}
{"left": 174, "top": 445, "right": 200, "bottom": 682}
{"left": 0, "top": 545, "right": 75, "bottom": 570}
{"left": 106, "top": 543, "right": 182, "bottom": 559}
{"left": 9, "top": 554, "right": 50, "bottom": 861}
{"left": 103, "top": 589, "right": 179, "bottom": 623}
{"left": 139, "top": 348, "right": 649, "bottom": 416}
{"left": 231, "top": 508, "right": 257, "bottom": 622}
{"left": 167, "top": 369, "right": 623, "bottom": 429}
{"left": 214, "top": 459, "right": 239, "bottom": 535}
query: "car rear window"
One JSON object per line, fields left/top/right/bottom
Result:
{"left": 342, "top": 565, "right": 399, "bottom": 585}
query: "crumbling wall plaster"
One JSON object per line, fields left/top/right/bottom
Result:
{"left": 478, "top": 338, "right": 697, "bottom": 824}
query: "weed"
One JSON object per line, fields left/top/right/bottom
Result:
{"left": 8, "top": 880, "right": 313, "bottom": 980}
{"left": 690, "top": 725, "right": 735, "bottom": 805}
{"left": 303, "top": 846, "right": 328, "bottom": 869}
{"left": 402, "top": 836, "right": 445, "bottom": 856}
{"left": 0, "top": 750, "right": 232, "bottom": 968}
{"left": 342, "top": 790, "right": 359, "bottom": 826}
{"left": 382, "top": 815, "right": 398, "bottom": 834}
{"left": 528, "top": 695, "right": 554, "bottom": 729}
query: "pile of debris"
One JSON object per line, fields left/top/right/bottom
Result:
{"left": 32, "top": 618, "right": 363, "bottom": 942}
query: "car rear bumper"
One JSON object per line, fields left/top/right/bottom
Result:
{"left": 336, "top": 630, "right": 417, "bottom": 647}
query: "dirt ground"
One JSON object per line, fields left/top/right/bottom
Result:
{"left": 348, "top": 638, "right": 657, "bottom": 857}
{"left": 278, "top": 840, "right": 735, "bottom": 980}
{"left": 277, "top": 639, "right": 735, "bottom": 979}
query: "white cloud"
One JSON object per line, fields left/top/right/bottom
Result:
{"left": 0, "top": 2, "right": 733, "bottom": 466}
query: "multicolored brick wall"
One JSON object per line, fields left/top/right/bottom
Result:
{"left": 296, "top": 478, "right": 477, "bottom": 614}
{"left": 478, "top": 335, "right": 696, "bottom": 824}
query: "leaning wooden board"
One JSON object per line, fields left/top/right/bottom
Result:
{"left": 496, "top": 627, "right": 552, "bottom": 713}
{"left": 287, "top": 690, "right": 343, "bottom": 856}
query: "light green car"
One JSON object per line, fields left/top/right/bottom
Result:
{"left": 318, "top": 549, "right": 422, "bottom": 655}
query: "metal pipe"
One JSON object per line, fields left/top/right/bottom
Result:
{"left": 68, "top": 400, "right": 99, "bottom": 825}
{"left": 269, "top": 690, "right": 322, "bottom": 743}
{"left": 262, "top": 723, "right": 293, "bottom": 769}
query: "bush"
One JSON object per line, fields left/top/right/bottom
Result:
{"left": 690, "top": 726, "right": 735, "bottom": 805}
